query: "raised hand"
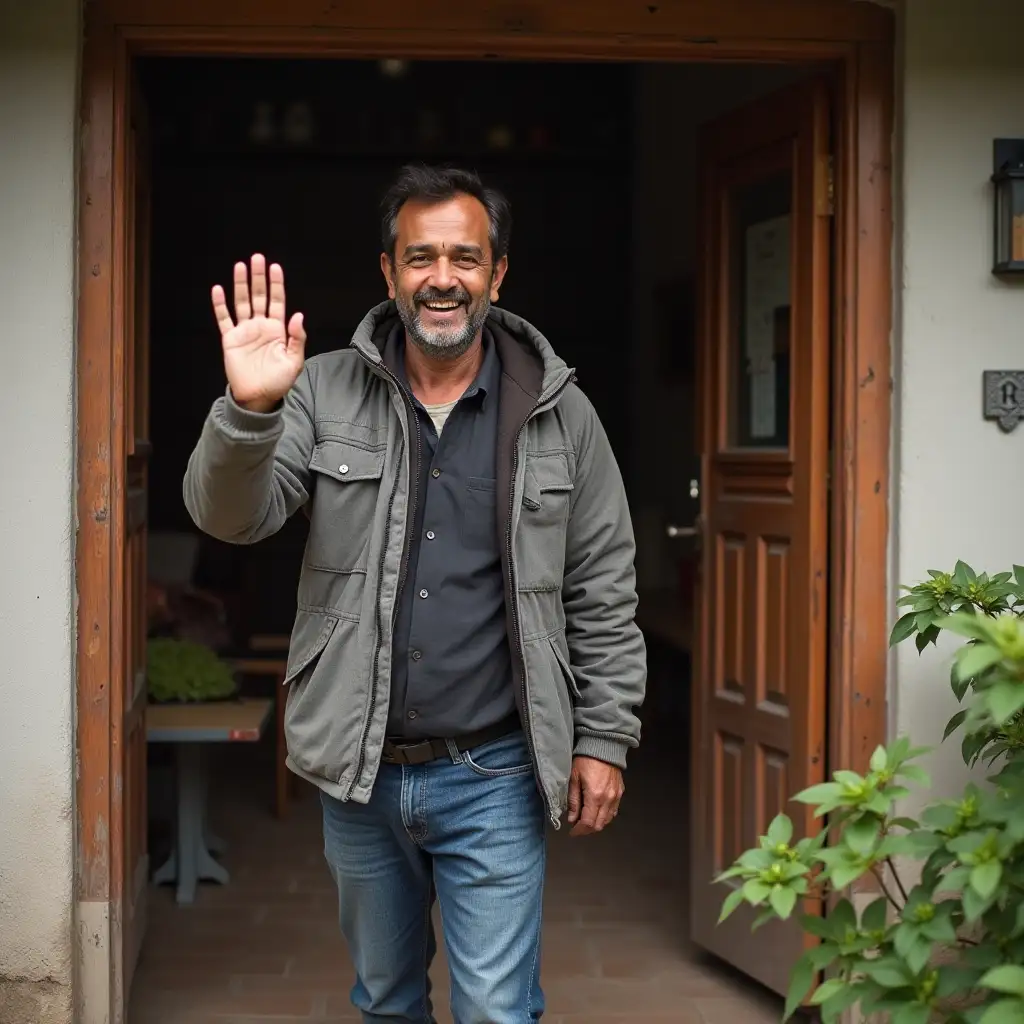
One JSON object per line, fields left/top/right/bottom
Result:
{"left": 212, "top": 254, "right": 306, "bottom": 413}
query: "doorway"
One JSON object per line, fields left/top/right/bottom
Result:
{"left": 75, "top": 4, "right": 894, "bottom": 1023}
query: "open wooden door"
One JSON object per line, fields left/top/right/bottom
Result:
{"left": 114, "top": 71, "right": 153, "bottom": 1011}
{"left": 690, "top": 79, "right": 832, "bottom": 994}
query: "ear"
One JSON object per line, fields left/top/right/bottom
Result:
{"left": 490, "top": 256, "right": 509, "bottom": 302}
{"left": 380, "top": 252, "right": 397, "bottom": 299}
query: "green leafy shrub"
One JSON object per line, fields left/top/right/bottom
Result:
{"left": 147, "top": 636, "right": 237, "bottom": 703}
{"left": 717, "top": 562, "right": 1024, "bottom": 1024}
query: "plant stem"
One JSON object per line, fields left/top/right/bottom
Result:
{"left": 886, "top": 858, "right": 910, "bottom": 902}
{"left": 870, "top": 865, "right": 903, "bottom": 910}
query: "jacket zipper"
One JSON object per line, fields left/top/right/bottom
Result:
{"left": 347, "top": 361, "right": 421, "bottom": 801}
{"left": 506, "top": 371, "right": 576, "bottom": 825}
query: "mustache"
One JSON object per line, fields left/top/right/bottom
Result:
{"left": 414, "top": 287, "right": 472, "bottom": 306}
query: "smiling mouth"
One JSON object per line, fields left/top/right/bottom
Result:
{"left": 420, "top": 300, "right": 464, "bottom": 312}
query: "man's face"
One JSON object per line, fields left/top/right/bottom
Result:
{"left": 381, "top": 194, "right": 508, "bottom": 360}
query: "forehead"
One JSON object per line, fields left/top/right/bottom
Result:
{"left": 395, "top": 194, "right": 490, "bottom": 251}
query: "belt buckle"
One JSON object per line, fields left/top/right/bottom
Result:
{"left": 383, "top": 739, "right": 436, "bottom": 766}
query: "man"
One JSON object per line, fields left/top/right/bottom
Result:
{"left": 184, "top": 165, "right": 647, "bottom": 1023}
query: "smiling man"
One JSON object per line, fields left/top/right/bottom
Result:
{"left": 183, "top": 164, "right": 647, "bottom": 1023}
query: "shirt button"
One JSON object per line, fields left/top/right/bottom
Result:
{"left": 419, "top": 589, "right": 429, "bottom": 599}
{"left": 407, "top": 710, "right": 419, "bottom": 720}
{"left": 426, "top": 530, "right": 436, "bottom": 540}
{"left": 431, "top": 468, "right": 441, "bottom": 479}
{"left": 411, "top": 650, "right": 423, "bottom": 661}
{"left": 339, "top": 464, "right": 349, "bottom": 475}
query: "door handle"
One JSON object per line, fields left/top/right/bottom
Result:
{"left": 666, "top": 524, "right": 698, "bottom": 539}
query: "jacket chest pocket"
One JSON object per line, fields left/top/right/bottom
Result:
{"left": 306, "top": 439, "right": 387, "bottom": 574}
{"left": 516, "top": 453, "right": 574, "bottom": 593}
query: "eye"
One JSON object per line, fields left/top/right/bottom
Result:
{"left": 407, "top": 254, "right": 431, "bottom": 267}
{"left": 456, "top": 255, "right": 481, "bottom": 268}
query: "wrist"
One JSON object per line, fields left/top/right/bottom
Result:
{"left": 229, "top": 390, "right": 280, "bottom": 414}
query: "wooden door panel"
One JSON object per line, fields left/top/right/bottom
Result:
{"left": 113, "top": 73, "right": 152, "bottom": 1010}
{"left": 691, "top": 79, "right": 832, "bottom": 995}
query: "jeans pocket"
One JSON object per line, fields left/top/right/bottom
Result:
{"left": 460, "top": 733, "right": 534, "bottom": 778}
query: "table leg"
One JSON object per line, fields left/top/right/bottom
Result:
{"left": 152, "top": 743, "right": 230, "bottom": 905}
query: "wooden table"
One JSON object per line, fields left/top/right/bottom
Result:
{"left": 148, "top": 698, "right": 273, "bottom": 905}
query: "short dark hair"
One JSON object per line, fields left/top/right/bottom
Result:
{"left": 381, "top": 164, "right": 512, "bottom": 263}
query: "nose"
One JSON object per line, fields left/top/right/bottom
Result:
{"left": 428, "top": 257, "right": 456, "bottom": 291}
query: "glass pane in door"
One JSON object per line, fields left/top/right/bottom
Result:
{"left": 728, "top": 169, "right": 792, "bottom": 450}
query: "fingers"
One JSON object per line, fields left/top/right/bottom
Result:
{"left": 211, "top": 284, "right": 234, "bottom": 337}
{"left": 233, "top": 261, "right": 252, "bottom": 322}
{"left": 287, "top": 312, "right": 306, "bottom": 354}
{"left": 567, "top": 761, "right": 625, "bottom": 837}
{"left": 268, "top": 262, "right": 286, "bottom": 323}
{"left": 250, "top": 253, "right": 268, "bottom": 317}
{"left": 567, "top": 773, "right": 582, "bottom": 826}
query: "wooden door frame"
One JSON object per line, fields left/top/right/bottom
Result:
{"left": 76, "top": 0, "right": 893, "bottom": 1016}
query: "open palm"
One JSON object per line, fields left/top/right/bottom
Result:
{"left": 212, "top": 254, "right": 306, "bottom": 412}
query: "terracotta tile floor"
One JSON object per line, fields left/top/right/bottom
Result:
{"left": 129, "top": 725, "right": 780, "bottom": 1023}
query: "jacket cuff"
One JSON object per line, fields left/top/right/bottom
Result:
{"left": 215, "top": 386, "right": 284, "bottom": 439}
{"left": 573, "top": 733, "right": 630, "bottom": 769}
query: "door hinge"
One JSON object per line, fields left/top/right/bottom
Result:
{"left": 817, "top": 154, "right": 835, "bottom": 217}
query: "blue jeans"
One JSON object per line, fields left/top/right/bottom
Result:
{"left": 320, "top": 730, "right": 547, "bottom": 1023}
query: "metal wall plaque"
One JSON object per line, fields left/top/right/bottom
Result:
{"left": 983, "top": 370, "right": 1024, "bottom": 432}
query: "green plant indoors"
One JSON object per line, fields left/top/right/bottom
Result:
{"left": 147, "top": 636, "right": 237, "bottom": 703}
{"left": 717, "top": 562, "right": 1024, "bottom": 1024}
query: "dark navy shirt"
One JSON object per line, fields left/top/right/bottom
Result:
{"left": 386, "top": 329, "right": 515, "bottom": 738}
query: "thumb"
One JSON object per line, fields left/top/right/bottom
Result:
{"left": 567, "top": 771, "right": 581, "bottom": 824}
{"left": 287, "top": 311, "right": 306, "bottom": 353}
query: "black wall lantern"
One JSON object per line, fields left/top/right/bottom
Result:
{"left": 992, "top": 139, "right": 1024, "bottom": 276}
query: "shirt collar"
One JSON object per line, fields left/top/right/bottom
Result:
{"left": 392, "top": 326, "right": 501, "bottom": 410}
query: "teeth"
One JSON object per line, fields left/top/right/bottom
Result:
{"left": 424, "top": 301, "right": 459, "bottom": 310}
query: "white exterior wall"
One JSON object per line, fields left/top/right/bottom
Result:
{"left": 894, "top": 0, "right": 1024, "bottom": 810}
{"left": 0, "top": 0, "right": 79, "bottom": 1021}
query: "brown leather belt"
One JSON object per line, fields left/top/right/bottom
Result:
{"left": 380, "top": 713, "right": 521, "bottom": 766}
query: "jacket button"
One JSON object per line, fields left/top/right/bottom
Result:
{"left": 419, "top": 589, "right": 429, "bottom": 599}
{"left": 339, "top": 464, "right": 350, "bottom": 475}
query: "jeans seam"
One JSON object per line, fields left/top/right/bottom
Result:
{"left": 460, "top": 750, "right": 533, "bottom": 778}
{"left": 419, "top": 880, "right": 434, "bottom": 1023}
{"left": 526, "top": 840, "right": 547, "bottom": 1022}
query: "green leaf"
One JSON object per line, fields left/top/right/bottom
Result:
{"left": 809, "top": 977, "right": 847, "bottom": 1006}
{"left": 898, "top": 764, "right": 932, "bottom": 786}
{"left": 987, "top": 682, "right": 1024, "bottom": 725}
{"left": 843, "top": 815, "right": 881, "bottom": 857}
{"left": 861, "top": 895, "right": 889, "bottom": 933}
{"left": 820, "top": 982, "right": 864, "bottom": 1022}
{"left": 862, "top": 959, "right": 912, "bottom": 988}
{"left": 783, "top": 953, "right": 816, "bottom": 1020}
{"left": 964, "top": 881, "right": 999, "bottom": 923}
{"left": 742, "top": 879, "right": 771, "bottom": 905}
{"left": 979, "top": 999, "right": 1024, "bottom": 1024}
{"left": 890, "top": 612, "right": 919, "bottom": 647}
{"left": 830, "top": 898, "right": 857, "bottom": 935}
{"left": 829, "top": 859, "right": 871, "bottom": 889}
{"left": 765, "top": 813, "right": 792, "bottom": 847}
{"left": 792, "top": 782, "right": 843, "bottom": 806}
{"left": 955, "top": 560, "right": 978, "bottom": 586}
{"left": 870, "top": 744, "right": 888, "bottom": 772}
{"left": 972, "top": 860, "right": 1004, "bottom": 900}
{"left": 982, "top": 966, "right": 1024, "bottom": 997}
{"left": 945, "top": 709, "right": 970, "bottom": 740}
{"left": 958, "top": 642, "right": 1004, "bottom": 681}
{"left": 769, "top": 885, "right": 798, "bottom": 919}
{"left": 718, "top": 887, "right": 745, "bottom": 923}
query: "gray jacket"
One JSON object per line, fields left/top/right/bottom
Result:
{"left": 183, "top": 302, "right": 646, "bottom": 825}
